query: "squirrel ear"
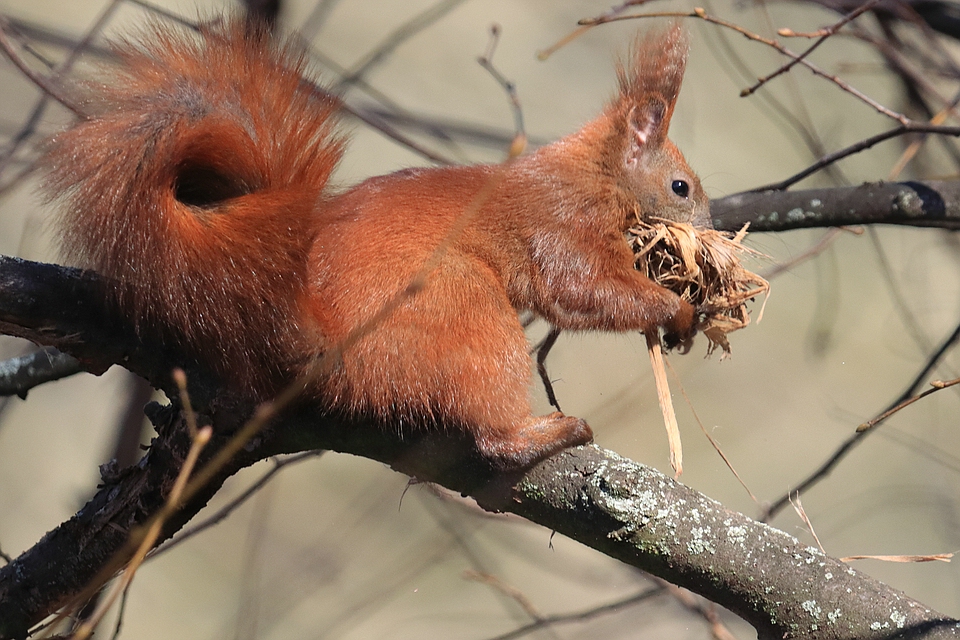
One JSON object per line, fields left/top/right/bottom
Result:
{"left": 618, "top": 23, "right": 687, "bottom": 151}
{"left": 627, "top": 97, "right": 669, "bottom": 153}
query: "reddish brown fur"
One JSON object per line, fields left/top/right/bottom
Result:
{"left": 43, "top": 20, "right": 343, "bottom": 395}
{"left": 44, "top": 20, "right": 708, "bottom": 469}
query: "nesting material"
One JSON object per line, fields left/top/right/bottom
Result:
{"left": 626, "top": 218, "right": 769, "bottom": 477}
{"left": 627, "top": 218, "right": 769, "bottom": 355}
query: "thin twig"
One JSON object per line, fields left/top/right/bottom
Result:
{"left": 536, "top": 0, "right": 663, "bottom": 60}
{"left": 148, "top": 451, "right": 324, "bottom": 559}
{"left": 124, "top": 0, "right": 201, "bottom": 29}
{"left": 579, "top": 7, "right": 910, "bottom": 124}
{"left": 298, "top": 0, "right": 343, "bottom": 40}
{"left": 0, "top": 0, "right": 122, "bottom": 179}
{"left": 755, "top": 123, "right": 960, "bottom": 191}
{"left": 886, "top": 89, "right": 960, "bottom": 180}
{"left": 761, "top": 228, "right": 844, "bottom": 280}
{"left": 335, "top": 98, "right": 456, "bottom": 165}
{"left": 743, "top": 0, "right": 880, "bottom": 97}
{"left": 477, "top": 24, "right": 527, "bottom": 158}
{"left": 761, "top": 320, "right": 960, "bottom": 521}
{"left": 655, "top": 579, "right": 741, "bottom": 640}
{"left": 486, "top": 586, "right": 665, "bottom": 640}
{"left": 108, "top": 585, "right": 129, "bottom": 640}
{"left": 69, "top": 424, "right": 213, "bottom": 639}
{"left": 534, "top": 327, "right": 563, "bottom": 411}
{"left": 857, "top": 377, "right": 960, "bottom": 433}
{"left": 697, "top": 0, "right": 848, "bottom": 186}
{"left": 333, "top": 0, "right": 467, "bottom": 90}
{"left": 172, "top": 369, "right": 198, "bottom": 439}
{"left": 0, "top": 18, "right": 84, "bottom": 117}
{"left": 789, "top": 492, "right": 825, "bottom": 553}
{"left": 463, "top": 571, "right": 543, "bottom": 621}
{"left": 665, "top": 358, "right": 757, "bottom": 502}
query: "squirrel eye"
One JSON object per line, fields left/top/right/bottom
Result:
{"left": 671, "top": 180, "right": 689, "bottom": 198}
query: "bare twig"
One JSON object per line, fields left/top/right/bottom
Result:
{"left": 172, "top": 369, "right": 198, "bottom": 438}
{"left": 742, "top": 0, "right": 880, "bottom": 96}
{"left": 857, "top": 377, "right": 960, "bottom": 433}
{"left": 754, "top": 124, "right": 960, "bottom": 191}
{"left": 0, "top": 18, "right": 84, "bottom": 117}
{"left": 108, "top": 585, "right": 129, "bottom": 640}
{"left": 536, "top": 0, "right": 664, "bottom": 60}
{"left": 477, "top": 24, "right": 527, "bottom": 157}
{"left": 463, "top": 570, "right": 543, "bottom": 621}
{"left": 666, "top": 358, "right": 758, "bottom": 502}
{"left": 579, "top": 7, "right": 910, "bottom": 124}
{"left": 486, "top": 585, "right": 665, "bottom": 640}
{"left": 123, "top": 0, "right": 201, "bottom": 29}
{"left": 761, "top": 320, "right": 960, "bottom": 521}
{"left": 149, "top": 451, "right": 324, "bottom": 559}
{"left": 789, "top": 492, "right": 825, "bottom": 553}
{"left": 0, "top": 0, "right": 122, "bottom": 180}
{"left": 333, "top": 0, "right": 467, "bottom": 90}
{"left": 534, "top": 327, "right": 563, "bottom": 411}
{"left": 69, "top": 423, "right": 213, "bottom": 639}
{"left": 334, "top": 98, "right": 457, "bottom": 165}
{"left": 761, "top": 228, "right": 845, "bottom": 280}
{"left": 656, "top": 579, "right": 741, "bottom": 640}
{"left": 298, "top": 0, "right": 344, "bottom": 40}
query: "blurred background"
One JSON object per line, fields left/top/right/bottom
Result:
{"left": 1, "top": 0, "right": 960, "bottom": 637}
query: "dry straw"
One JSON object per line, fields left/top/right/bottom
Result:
{"left": 626, "top": 219, "right": 769, "bottom": 476}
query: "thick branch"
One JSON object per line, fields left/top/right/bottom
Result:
{"left": 501, "top": 447, "right": 959, "bottom": 640}
{"left": 0, "top": 347, "right": 81, "bottom": 397}
{"left": 0, "top": 254, "right": 957, "bottom": 640}
{"left": 712, "top": 180, "right": 960, "bottom": 232}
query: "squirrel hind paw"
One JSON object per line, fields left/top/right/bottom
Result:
{"left": 476, "top": 413, "right": 593, "bottom": 471}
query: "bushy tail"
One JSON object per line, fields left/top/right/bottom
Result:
{"left": 43, "top": 18, "right": 344, "bottom": 395}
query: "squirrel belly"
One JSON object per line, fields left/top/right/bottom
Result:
{"left": 43, "top": 18, "right": 708, "bottom": 469}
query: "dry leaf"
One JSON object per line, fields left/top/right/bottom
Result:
{"left": 647, "top": 332, "right": 682, "bottom": 477}
{"left": 841, "top": 553, "right": 954, "bottom": 563}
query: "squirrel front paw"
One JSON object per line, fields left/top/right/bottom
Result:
{"left": 661, "top": 296, "right": 697, "bottom": 351}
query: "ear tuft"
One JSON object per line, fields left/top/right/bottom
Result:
{"left": 616, "top": 22, "right": 688, "bottom": 131}
{"left": 617, "top": 22, "right": 688, "bottom": 104}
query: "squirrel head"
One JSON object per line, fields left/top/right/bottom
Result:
{"left": 612, "top": 23, "right": 710, "bottom": 228}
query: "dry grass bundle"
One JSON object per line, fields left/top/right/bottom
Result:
{"left": 626, "top": 219, "right": 769, "bottom": 356}
{"left": 625, "top": 218, "right": 768, "bottom": 477}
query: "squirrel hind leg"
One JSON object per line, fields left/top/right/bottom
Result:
{"left": 474, "top": 413, "right": 594, "bottom": 471}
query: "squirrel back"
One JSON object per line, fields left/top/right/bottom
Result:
{"left": 43, "top": 20, "right": 343, "bottom": 395}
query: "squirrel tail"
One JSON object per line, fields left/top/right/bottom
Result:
{"left": 43, "top": 19, "right": 344, "bottom": 395}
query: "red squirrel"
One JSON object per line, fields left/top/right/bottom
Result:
{"left": 43, "top": 19, "right": 709, "bottom": 469}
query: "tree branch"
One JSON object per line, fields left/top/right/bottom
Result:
{"left": 712, "top": 180, "right": 960, "bottom": 232}
{"left": 0, "top": 253, "right": 957, "bottom": 640}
